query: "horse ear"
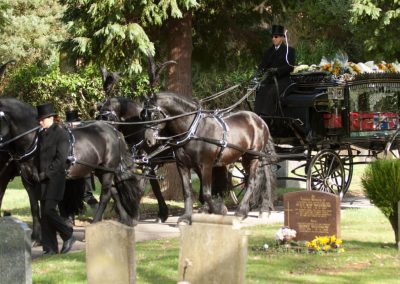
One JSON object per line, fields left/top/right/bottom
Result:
{"left": 155, "top": 60, "right": 176, "bottom": 87}
{"left": 147, "top": 54, "right": 156, "bottom": 89}
{"left": 99, "top": 65, "right": 108, "bottom": 83}
{"left": 103, "top": 71, "right": 121, "bottom": 96}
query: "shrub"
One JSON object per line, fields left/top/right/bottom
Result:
{"left": 2, "top": 63, "right": 150, "bottom": 119}
{"left": 361, "top": 160, "right": 400, "bottom": 243}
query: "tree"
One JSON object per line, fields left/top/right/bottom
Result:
{"left": 60, "top": 0, "right": 198, "bottom": 74}
{"left": 0, "top": 0, "right": 66, "bottom": 64}
{"left": 350, "top": 0, "right": 400, "bottom": 61}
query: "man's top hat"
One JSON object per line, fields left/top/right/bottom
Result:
{"left": 65, "top": 109, "right": 80, "bottom": 122}
{"left": 36, "top": 103, "right": 57, "bottom": 120}
{"left": 271, "top": 25, "right": 285, "bottom": 36}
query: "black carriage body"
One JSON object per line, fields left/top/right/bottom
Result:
{"left": 271, "top": 73, "right": 400, "bottom": 151}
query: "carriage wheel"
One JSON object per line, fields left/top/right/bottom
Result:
{"left": 384, "top": 129, "right": 400, "bottom": 159}
{"left": 335, "top": 145, "right": 353, "bottom": 197}
{"left": 306, "top": 149, "right": 346, "bottom": 199}
{"left": 228, "top": 163, "right": 248, "bottom": 205}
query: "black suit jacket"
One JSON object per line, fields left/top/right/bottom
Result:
{"left": 36, "top": 123, "right": 69, "bottom": 200}
{"left": 255, "top": 44, "right": 296, "bottom": 115}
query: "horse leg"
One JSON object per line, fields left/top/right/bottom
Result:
{"left": 25, "top": 184, "right": 41, "bottom": 243}
{"left": 176, "top": 162, "right": 193, "bottom": 224}
{"left": 109, "top": 183, "right": 133, "bottom": 227}
{"left": 20, "top": 170, "right": 41, "bottom": 244}
{"left": 93, "top": 173, "right": 113, "bottom": 223}
{"left": 149, "top": 168, "right": 169, "bottom": 223}
{"left": 235, "top": 160, "right": 258, "bottom": 219}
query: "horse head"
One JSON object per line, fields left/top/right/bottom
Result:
{"left": 0, "top": 98, "right": 38, "bottom": 153}
{"left": 143, "top": 92, "right": 200, "bottom": 147}
{"left": 96, "top": 96, "right": 143, "bottom": 122}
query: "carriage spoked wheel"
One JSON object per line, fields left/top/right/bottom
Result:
{"left": 228, "top": 163, "right": 248, "bottom": 205}
{"left": 306, "top": 149, "right": 346, "bottom": 199}
{"left": 334, "top": 144, "right": 353, "bottom": 197}
{"left": 383, "top": 128, "right": 400, "bottom": 159}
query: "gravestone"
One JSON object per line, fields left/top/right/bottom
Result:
{"left": 178, "top": 214, "right": 248, "bottom": 284}
{"left": 284, "top": 191, "right": 340, "bottom": 241}
{"left": 0, "top": 216, "right": 32, "bottom": 284}
{"left": 86, "top": 220, "right": 135, "bottom": 284}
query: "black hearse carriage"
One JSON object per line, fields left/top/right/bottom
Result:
{"left": 263, "top": 71, "right": 400, "bottom": 198}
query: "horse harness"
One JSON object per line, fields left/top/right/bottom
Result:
{"left": 148, "top": 108, "right": 271, "bottom": 164}
{"left": 65, "top": 125, "right": 122, "bottom": 174}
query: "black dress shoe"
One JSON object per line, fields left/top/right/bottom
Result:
{"left": 61, "top": 236, "right": 76, "bottom": 254}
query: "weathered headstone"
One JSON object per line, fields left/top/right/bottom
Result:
{"left": 0, "top": 216, "right": 32, "bottom": 284}
{"left": 284, "top": 191, "right": 340, "bottom": 241}
{"left": 86, "top": 220, "right": 135, "bottom": 284}
{"left": 178, "top": 214, "right": 248, "bottom": 284}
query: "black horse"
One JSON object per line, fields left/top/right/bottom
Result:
{"left": 144, "top": 92, "right": 277, "bottom": 223}
{"left": 0, "top": 97, "right": 144, "bottom": 227}
{"left": 97, "top": 96, "right": 171, "bottom": 222}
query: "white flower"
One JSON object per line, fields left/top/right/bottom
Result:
{"left": 263, "top": 244, "right": 269, "bottom": 250}
{"left": 275, "top": 227, "right": 297, "bottom": 241}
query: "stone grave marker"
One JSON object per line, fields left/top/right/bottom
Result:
{"left": 283, "top": 191, "right": 340, "bottom": 241}
{"left": 0, "top": 216, "right": 32, "bottom": 284}
{"left": 178, "top": 214, "right": 248, "bottom": 284}
{"left": 86, "top": 220, "right": 135, "bottom": 284}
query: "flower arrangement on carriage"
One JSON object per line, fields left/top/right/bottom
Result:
{"left": 292, "top": 51, "right": 400, "bottom": 82}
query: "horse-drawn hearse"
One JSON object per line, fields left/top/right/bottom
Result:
{"left": 1, "top": 62, "right": 400, "bottom": 240}
{"left": 95, "top": 67, "right": 400, "bottom": 224}
{"left": 260, "top": 71, "right": 400, "bottom": 199}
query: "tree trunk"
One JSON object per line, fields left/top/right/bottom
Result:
{"left": 160, "top": 11, "right": 193, "bottom": 201}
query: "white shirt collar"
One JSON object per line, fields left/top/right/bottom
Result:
{"left": 275, "top": 45, "right": 280, "bottom": 50}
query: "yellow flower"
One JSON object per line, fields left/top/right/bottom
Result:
{"left": 323, "top": 245, "right": 331, "bottom": 251}
{"left": 336, "top": 239, "right": 343, "bottom": 245}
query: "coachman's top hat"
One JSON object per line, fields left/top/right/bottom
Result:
{"left": 36, "top": 103, "right": 57, "bottom": 120}
{"left": 271, "top": 25, "right": 285, "bottom": 36}
{"left": 65, "top": 109, "right": 80, "bottom": 122}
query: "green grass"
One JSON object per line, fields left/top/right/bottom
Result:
{"left": 28, "top": 207, "right": 400, "bottom": 284}
{"left": 3, "top": 177, "right": 400, "bottom": 283}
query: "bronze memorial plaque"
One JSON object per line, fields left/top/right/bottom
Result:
{"left": 283, "top": 191, "right": 340, "bottom": 241}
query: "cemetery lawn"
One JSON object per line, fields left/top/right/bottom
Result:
{"left": 29, "top": 207, "right": 399, "bottom": 284}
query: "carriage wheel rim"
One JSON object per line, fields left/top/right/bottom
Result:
{"left": 307, "top": 150, "right": 345, "bottom": 198}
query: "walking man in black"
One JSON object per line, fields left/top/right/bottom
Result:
{"left": 35, "top": 102, "right": 75, "bottom": 255}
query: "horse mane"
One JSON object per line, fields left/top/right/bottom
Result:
{"left": 156, "top": 92, "right": 200, "bottom": 112}
{"left": 0, "top": 97, "right": 37, "bottom": 127}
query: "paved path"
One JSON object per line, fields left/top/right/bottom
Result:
{"left": 31, "top": 195, "right": 373, "bottom": 259}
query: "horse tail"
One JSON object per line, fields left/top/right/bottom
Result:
{"left": 252, "top": 137, "right": 277, "bottom": 213}
{"left": 114, "top": 173, "right": 145, "bottom": 220}
{"left": 60, "top": 178, "right": 85, "bottom": 218}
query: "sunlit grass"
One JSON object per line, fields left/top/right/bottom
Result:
{"left": 29, "top": 207, "right": 400, "bottom": 284}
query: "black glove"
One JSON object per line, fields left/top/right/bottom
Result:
{"left": 266, "top": 68, "right": 278, "bottom": 77}
{"left": 39, "top": 172, "right": 47, "bottom": 182}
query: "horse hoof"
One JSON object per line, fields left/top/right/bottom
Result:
{"left": 158, "top": 215, "right": 168, "bottom": 223}
{"left": 235, "top": 211, "right": 248, "bottom": 220}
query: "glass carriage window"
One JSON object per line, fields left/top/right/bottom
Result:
{"left": 349, "top": 84, "right": 400, "bottom": 113}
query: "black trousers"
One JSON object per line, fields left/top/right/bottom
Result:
{"left": 40, "top": 199, "right": 73, "bottom": 252}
